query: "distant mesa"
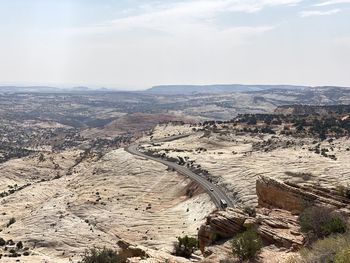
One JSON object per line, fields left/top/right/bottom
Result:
{"left": 1, "top": 84, "right": 349, "bottom": 95}
{"left": 144, "top": 84, "right": 309, "bottom": 95}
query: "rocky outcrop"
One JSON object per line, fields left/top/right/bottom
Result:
{"left": 256, "top": 176, "right": 350, "bottom": 214}
{"left": 198, "top": 208, "right": 246, "bottom": 252}
{"left": 117, "top": 240, "right": 191, "bottom": 263}
{"left": 198, "top": 207, "right": 304, "bottom": 253}
{"left": 199, "top": 176, "right": 350, "bottom": 258}
{"left": 256, "top": 208, "right": 304, "bottom": 250}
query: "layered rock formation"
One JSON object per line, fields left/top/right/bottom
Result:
{"left": 256, "top": 176, "right": 350, "bottom": 214}
{"left": 256, "top": 208, "right": 304, "bottom": 250}
{"left": 198, "top": 207, "right": 304, "bottom": 253}
{"left": 198, "top": 208, "right": 247, "bottom": 252}
{"left": 199, "top": 175, "right": 350, "bottom": 260}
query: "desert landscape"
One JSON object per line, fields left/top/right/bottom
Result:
{"left": 1, "top": 0, "right": 350, "bottom": 261}
{"left": 0, "top": 86, "right": 350, "bottom": 262}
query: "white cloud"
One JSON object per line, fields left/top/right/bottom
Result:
{"left": 68, "top": 0, "right": 279, "bottom": 44}
{"left": 314, "top": 0, "right": 350, "bottom": 6}
{"left": 4, "top": 0, "right": 350, "bottom": 88}
{"left": 299, "top": 8, "right": 340, "bottom": 17}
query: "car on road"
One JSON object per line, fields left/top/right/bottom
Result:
{"left": 220, "top": 199, "right": 228, "bottom": 209}
{"left": 210, "top": 188, "right": 214, "bottom": 191}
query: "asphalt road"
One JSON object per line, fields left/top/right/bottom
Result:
{"left": 126, "top": 138, "right": 234, "bottom": 209}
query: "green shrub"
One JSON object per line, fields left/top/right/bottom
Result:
{"left": 79, "top": 247, "right": 119, "bottom": 263}
{"left": 174, "top": 235, "right": 198, "bottom": 258}
{"left": 321, "top": 217, "right": 347, "bottom": 236}
{"left": 231, "top": 228, "right": 262, "bottom": 261}
{"left": 299, "top": 206, "right": 347, "bottom": 239}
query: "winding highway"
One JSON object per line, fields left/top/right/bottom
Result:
{"left": 125, "top": 136, "right": 234, "bottom": 209}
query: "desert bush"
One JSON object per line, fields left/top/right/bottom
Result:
{"left": 79, "top": 247, "right": 119, "bottom": 263}
{"left": 321, "top": 217, "right": 347, "bottom": 237}
{"left": 337, "top": 185, "right": 350, "bottom": 199}
{"left": 6, "top": 218, "right": 16, "bottom": 228}
{"left": 174, "top": 235, "right": 198, "bottom": 258}
{"left": 231, "top": 228, "right": 262, "bottom": 261}
{"left": 299, "top": 206, "right": 347, "bottom": 239}
{"left": 16, "top": 241, "right": 23, "bottom": 250}
{"left": 219, "top": 259, "right": 236, "bottom": 263}
{"left": 287, "top": 232, "right": 350, "bottom": 263}
{"left": 285, "top": 171, "right": 313, "bottom": 181}
{"left": 243, "top": 206, "right": 256, "bottom": 217}
{"left": 0, "top": 238, "right": 5, "bottom": 246}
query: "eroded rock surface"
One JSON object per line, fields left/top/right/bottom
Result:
{"left": 0, "top": 148, "right": 214, "bottom": 262}
{"left": 198, "top": 207, "right": 304, "bottom": 253}
{"left": 257, "top": 176, "right": 350, "bottom": 214}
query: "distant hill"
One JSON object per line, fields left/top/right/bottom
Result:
{"left": 145, "top": 84, "right": 309, "bottom": 95}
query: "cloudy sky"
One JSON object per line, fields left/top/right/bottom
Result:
{"left": 0, "top": 0, "right": 349, "bottom": 89}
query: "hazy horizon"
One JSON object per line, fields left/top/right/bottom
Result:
{"left": 0, "top": 0, "right": 349, "bottom": 89}
{"left": 1, "top": 82, "right": 350, "bottom": 92}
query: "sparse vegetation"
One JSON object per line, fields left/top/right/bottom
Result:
{"left": 231, "top": 228, "right": 262, "bottom": 261}
{"left": 298, "top": 206, "right": 347, "bottom": 240}
{"left": 0, "top": 238, "right": 5, "bottom": 246}
{"left": 337, "top": 185, "right": 350, "bottom": 199}
{"left": 174, "top": 235, "right": 199, "bottom": 258}
{"left": 16, "top": 241, "right": 23, "bottom": 250}
{"left": 6, "top": 217, "right": 16, "bottom": 228}
{"left": 243, "top": 206, "right": 256, "bottom": 217}
{"left": 285, "top": 171, "right": 313, "bottom": 181}
{"left": 287, "top": 232, "right": 350, "bottom": 263}
{"left": 79, "top": 247, "right": 120, "bottom": 263}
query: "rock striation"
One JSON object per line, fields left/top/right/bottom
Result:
{"left": 199, "top": 175, "right": 350, "bottom": 257}
{"left": 198, "top": 207, "right": 304, "bottom": 253}
{"left": 198, "top": 208, "right": 247, "bottom": 252}
{"left": 256, "top": 176, "right": 350, "bottom": 214}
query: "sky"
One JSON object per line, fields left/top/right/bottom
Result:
{"left": 0, "top": 0, "right": 349, "bottom": 90}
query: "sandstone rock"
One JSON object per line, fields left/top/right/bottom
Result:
{"left": 198, "top": 206, "right": 305, "bottom": 254}
{"left": 198, "top": 208, "right": 247, "bottom": 252}
{"left": 256, "top": 209, "right": 304, "bottom": 250}
{"left": 243, "top": 218, "right": 257, "bottom": 229}
{"left": 256, "top": 176, "right": 350, "bottom": 214}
